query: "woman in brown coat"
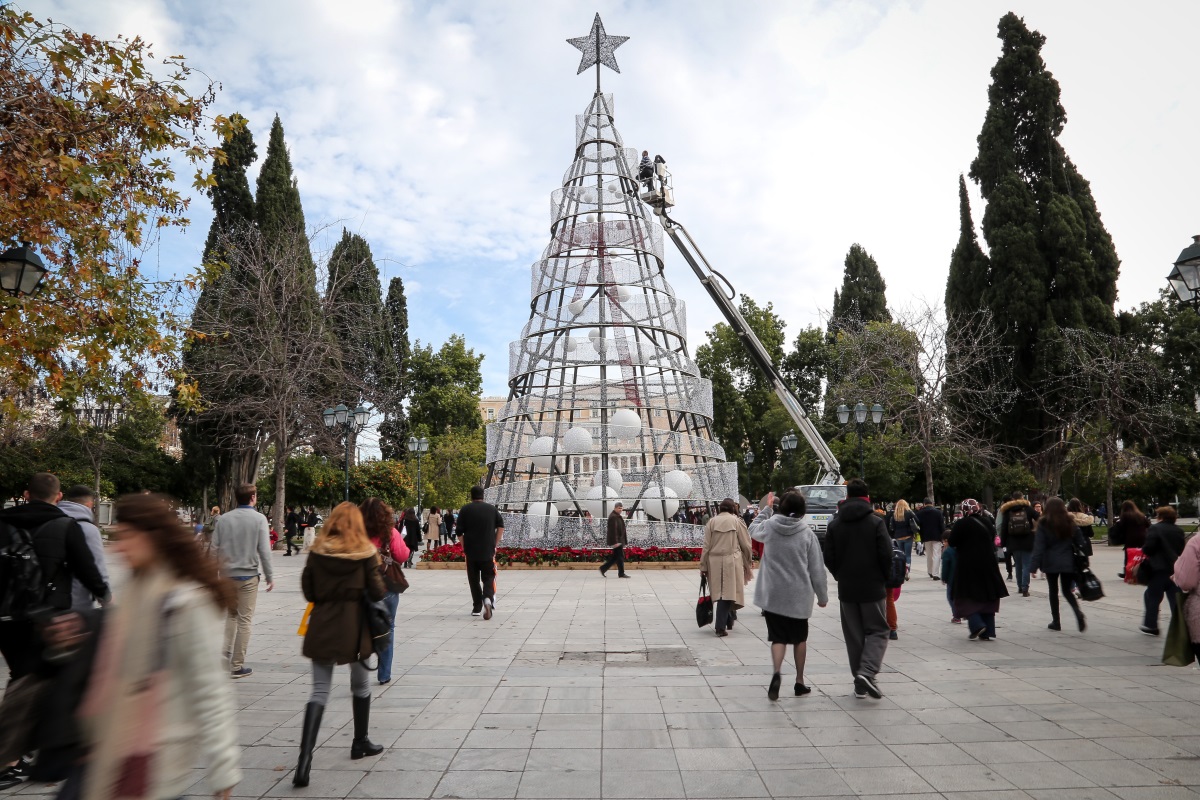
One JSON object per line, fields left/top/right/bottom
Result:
{"left": 293, "top": 502, "right": 387, "bottom": 788}
{"left": 699, "top": 498, "right": 754, "bottom": 637}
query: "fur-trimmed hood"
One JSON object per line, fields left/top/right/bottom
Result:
{"left": 1070, "top": 511, "right": 1095, "bottom": 527}
{"left": 310, "top": 535, "right": 376, "bottom": 559}
{"left": 999, "top": 498, "right": 1032, "bottom": 515}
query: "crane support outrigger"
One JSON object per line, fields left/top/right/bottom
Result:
{"left": 637, "top": 163, "right": 843, "bottom": 488}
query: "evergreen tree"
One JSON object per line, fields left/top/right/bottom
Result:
{"left": 327, "top": 229, "right": 395, "bottom": 405}
{"left": 944, "top": 174, "right": 989, "bottom": 325}
{"left": 829, "top": 244, "right": 890, "bottom": 333}
{"left": 256, "top": 115, "right": 311, "bottom": 253}
{"left": 965, "top": 12, "right": 1120, "bottom": 487}
{"left": 379, "top": 277, "right": 412, "bottom": 459}
{"left": 179, "top": 116, "right": 259, "bottom": 508}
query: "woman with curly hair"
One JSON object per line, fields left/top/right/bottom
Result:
{"left": 73, "top": 492, "right": 241, "bottom": 800}
{"left": 293, "top": 502, "right": 387, "bottom": 787}
{"left": 359, "top": 497, "right": 410, "bottom": 685}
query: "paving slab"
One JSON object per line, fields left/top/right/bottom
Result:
{"left": 5, "top": 545, "right": 1200, "bottom": 800}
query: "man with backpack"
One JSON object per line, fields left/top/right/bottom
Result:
{"left": 823, "top": 479, "right": 894, "bottom": 700}
{"left": 998, "top": 491, "right": 1037, "bottom": 597}
{"left": 0, "top": 472, "right": 110, "bottom": 681}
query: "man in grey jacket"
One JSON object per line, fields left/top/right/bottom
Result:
{"left": 212, "top": 482, "right": 274, "bottom": 678}
{"left": 59, "top": 485, "right": 110, "bottom": 610}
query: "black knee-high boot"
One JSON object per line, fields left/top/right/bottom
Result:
{"left": 350, "top": 695, "right": 383, "bottom": 759}
{"left": 293, "top": 702, "right": 324, "bottom": 787}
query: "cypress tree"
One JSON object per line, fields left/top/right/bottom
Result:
{"left": 829, "top": 244, "right": 890, "bottom": 333}
{"left": 328, "top": 229, "right": 394, "bottom": 403}
{"left": 256, "top": 115, "right": 310, "bottom": 250}
{"left": 966, "top": 12, "right": 1120, "bottom": 486}
{"left": 379, "top": 276, "right": 411, "bottom": 460}
{"left": 181, "top": 116, "right": 258, "bottom": 507}
{"left": 944, "top": 174, "right": 989, "bottom": 325}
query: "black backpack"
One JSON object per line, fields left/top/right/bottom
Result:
{"left": 885, "top": 542, "right": 908, "bottom": 589}
{"left": 1008, "top": 506, "right": 1031, "bottom": 536}
{"left": 0, "top": 521, "right": 46, "bottom": 622}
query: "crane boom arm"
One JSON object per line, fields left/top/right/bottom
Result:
{"left": 659, "top": 218, "right": 842, "bottom": 485}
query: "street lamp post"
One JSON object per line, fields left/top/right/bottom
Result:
{"left": 1167, "top": 234, "right": 1200, "bottom": 311}
{"left": 407, "top": 435, "right": 430, "bottom": 514}
{"left": 837, "top": 402, "right": 884, "bottom": 482}
{"left": 779, "top": 431, "right": 798, "bottom": 491}
{"left": 0, "top": 243, "right": 49, "bottom": 298}
{"left": 744, "top": 450, "right": 755, "bottom": 500}
{"left": 323, "top": 403, "right": 370, "bottom": 501}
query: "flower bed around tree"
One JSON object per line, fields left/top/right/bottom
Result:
{"left": 420, "top": 544, "right": 709, "bottom": 566}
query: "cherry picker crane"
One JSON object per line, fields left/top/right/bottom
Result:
{"left": 638, "top": 160, "right": 847, "bottom": 528}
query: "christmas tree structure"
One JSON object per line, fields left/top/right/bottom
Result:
{"left": 483, "top": 15, "right": 737, "bottom": 546}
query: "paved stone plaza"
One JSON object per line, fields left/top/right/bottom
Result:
{"left": 8, "top": 545, "right": 1200, "bottom": 800}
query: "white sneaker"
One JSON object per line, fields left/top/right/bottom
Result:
{"left": 482, "top": 598, "right": 493, "bottom": 621}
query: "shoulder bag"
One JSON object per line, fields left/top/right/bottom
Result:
{"left": 379, "top": 535, "right": 409, "bottom": 594}
{"left": 695, "top": 575, "right": 713, "bottom": 628}
{"left": 1072, "top": 538, "right": 1104, "bottom": 602}
{"left": 359, "top": 591, "right": 392, "bottom": 671}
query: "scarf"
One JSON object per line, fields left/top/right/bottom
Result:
{"left": 78, "top": 565, "right": 178, "bottom": 800}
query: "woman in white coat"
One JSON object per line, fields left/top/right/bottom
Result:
{"left": 750, "top": 490, "right": 829, "bottom": 701}
{"left": 699, "top": 498, "right": 753, "bottom": 637}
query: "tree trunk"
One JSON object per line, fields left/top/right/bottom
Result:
{"left": 1105, "top": 444, "right": 1115, "bottom": 535}
{"left": 272, "top": 433, "right": 288, "bottom": 537}
{"left": 923, "top": 451, "right": 935, "bottom": 505}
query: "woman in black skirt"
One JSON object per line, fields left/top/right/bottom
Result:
{"left": 749, "top": 490, "right": 830, "bottom": 700}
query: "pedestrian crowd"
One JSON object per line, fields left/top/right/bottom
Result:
{"left": 2, "top": 469, "right": 1199, "bottom": 799}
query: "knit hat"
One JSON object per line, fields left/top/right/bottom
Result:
{"left": 960, "top": 498, "right": 981, "bottom": 516}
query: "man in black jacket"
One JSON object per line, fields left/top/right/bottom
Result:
{"left": 824, "top": 479, "right": 893, "bottom": 700}
{"left": 0, "top": 472, "right": 110, "bottom": 681}
{"left": 915, "top": 498, "right": 945, "bottom": 580}
{"left": 457, "top": 486, "right": 505, "bottom": 620}
{"left": 600, "top": 503, "right": 629, "bottom": 578}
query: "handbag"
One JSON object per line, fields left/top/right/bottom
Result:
{"left": 1125, "top": 548, "right": 1146, "bottom": 585}
{"left": 359, "top": 591, "right": 393, "bottom": 670}
{"left": 379, "top": 536, "right": 409, "bottom": 594}
{"left": 1163, "top": 593, "right": 1195, "bottom": 667}
{"left": 297, "top": 602, "right": 313, "bottom": 636}
{"left": 695, "top": 575, "right": 713, "bottom": 628}
{"left": 1076, "top": 567, "right": 1104, "bottom": 602}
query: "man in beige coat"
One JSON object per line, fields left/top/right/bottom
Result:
{"left": 700, "top": 499, "right": 754, "bottom": 636}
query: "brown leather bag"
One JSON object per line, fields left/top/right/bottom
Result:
{"left": 380, "top": 535, "right": 409, "bottom": 594}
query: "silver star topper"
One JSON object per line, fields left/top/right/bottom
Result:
{"left": 567, "top": 13, "right": 629, "bottom": 75}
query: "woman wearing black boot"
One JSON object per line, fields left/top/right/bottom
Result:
{"left": 294, "top": 502, "right": 388, "bottom": 787}
{"left": 1030, "top": 498, "right": 1088, "bottom": 634}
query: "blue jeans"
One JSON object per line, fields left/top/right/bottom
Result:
{"left": 968, "top": 612, "right": 996, "bottom": 638}
{"left": 1011, "top": 550, "right": 1032, "bottom": 592}
{"left": 945, "top": 585, "right": 956, "bottom": 617}
{"left": 377, "top": 591, "right": 400, "bottom": 682}
{"left": 896, "top": 538, "right": 913, "bottom": 566}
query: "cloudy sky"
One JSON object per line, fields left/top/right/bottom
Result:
{"left": 26, "top": 0, "right": 1200, "bottom": 398}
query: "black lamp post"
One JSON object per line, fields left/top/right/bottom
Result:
{"left": 323, "top": 403, "right": 370, "bottom": 501}
{"left": 0, "top": 244, "right": 49, "bottom": 298}
{"left": 1168, "top": 234, "right": 1200, "bottom": 311}
{"left": 779, "top": 431, "right": 798, "bottom": 491}
{"left": 743, "top": 450, "right": 755, "bottom": 499}
{"left": 837, "top": 402, "right": 884, "bottom": 482}
{"left": 407, "top": 435, "right": 430, "bottom": 514}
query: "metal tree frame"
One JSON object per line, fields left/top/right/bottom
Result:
{"left": 482, "top": 86, "right": 736, "bottom": 547}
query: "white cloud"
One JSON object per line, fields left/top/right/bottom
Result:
{"left": 24, "top": 0, "right": 1200, "bottom": 397}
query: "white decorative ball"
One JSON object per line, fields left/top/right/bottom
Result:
{"left": 565, "top": 337, "right": 579, "bottom": 353}
{"left": 527, "top": 501, "right": 559, "bottom": 518}
{"left": 550, "top": 480, "right": 577, "bottom": 512}
{"left": 642, "top": 486, "right": 679, "bottom": 520}
{"left": 608, "top": 408, "right": 642, "bottom": 440}
{"left": 585, "top": 485, "right": 619, "bottom": 519}
{"left": 567, "top": 298, "right": 588, "bottom": 316}
{"left": 529, "top": 436, "right": 557, "bottom": 470}
{"left": 663, "top": 470, "right": 693, "bottom": 498}
{"left": 593, "top": 468, "right": 623, "bottom": 491}
{"left": 613, "top": 285, "right": 632, "bottom": 302}
{"left": 585, "top": 214, "right": 596, "bottom": 224}
{"left": 561, "top": 426, "right": 593, "bottom": 453}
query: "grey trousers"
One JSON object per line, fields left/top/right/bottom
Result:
{"left": 310, "top": 660, "right": 372, "bottom": 706}
{"left": 839, "top": 599, "right": 889, "bottom": 679}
